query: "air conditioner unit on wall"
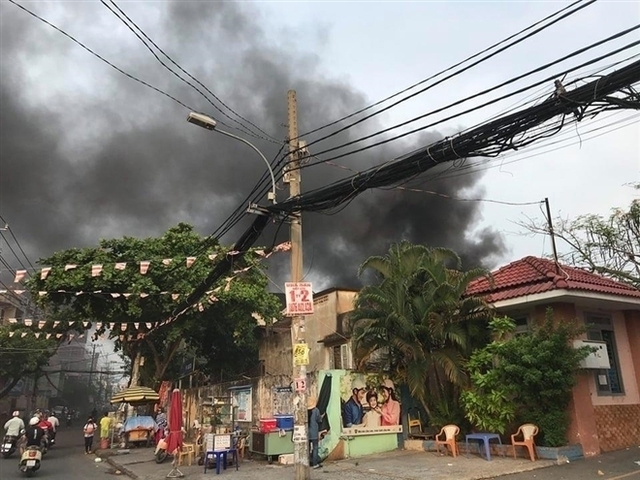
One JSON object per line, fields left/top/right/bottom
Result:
{"left": 573, "top": 340, "right": 611, "bottom": 369}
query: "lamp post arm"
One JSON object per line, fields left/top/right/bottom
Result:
{"left": 215, "top": 128, "right": 277, "bottom": 204}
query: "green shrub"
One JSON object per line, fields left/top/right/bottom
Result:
{"left": 461, "top": 310, "right": 592, "bottom": 446}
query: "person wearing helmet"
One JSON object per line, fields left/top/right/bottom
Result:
{"left": 24, "top": 417, "right": 45, "bottom": 449}
{"left": 342, "top": 379, "right": 366, "bottom": 428}
{"left": 4, "top": 410, "right": 24, "bottom": 438}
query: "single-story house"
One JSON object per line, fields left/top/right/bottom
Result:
{"left": 467, "top": 256, "right": 640, "bottom": 456}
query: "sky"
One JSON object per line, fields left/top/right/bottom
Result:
{"left": 0, "top": 0, "right": 639, "bottom": 295}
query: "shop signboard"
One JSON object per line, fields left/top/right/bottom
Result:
{"left": 284, "top": 282, "right": 313, "bottom": 316}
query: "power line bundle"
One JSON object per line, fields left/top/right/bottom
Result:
{"left": 269, "top": 59, "right": 640, "bottom": 215}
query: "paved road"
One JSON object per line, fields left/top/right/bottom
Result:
{"left": 492, "top": 447, "right": 640, "bottom": 480}
{"left": 0, "top": 427, "right": 115, "bottom": 479}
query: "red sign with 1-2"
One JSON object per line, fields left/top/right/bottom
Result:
{"left": 285, "top": 282, "right": 314, "bottom": 316}
{"left": 294, "top": 377, "right": 306, "bottom": 392}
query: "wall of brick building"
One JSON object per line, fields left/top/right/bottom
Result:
{"left": 594, "top": 404, "right": 640, "bottom": 451}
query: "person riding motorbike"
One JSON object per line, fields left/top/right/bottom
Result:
{"left": 45, "top": 411, "right": 59, "bottom": 444}
{"left": 2, "top": 411, "right": 24, "bottom": 456}
{"left": 37, "top": 416, "right": 53, "bottom": 449}
{"left": 24, "top": 417, "right": 45, "bottom": 449}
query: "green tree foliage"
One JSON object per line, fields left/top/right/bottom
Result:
{"left": 0, "top": 325, "right": 59, "bottom": 399}
{"left": 350, "top": 241, "right": 492, "bottom": 423}
{"left": 25, "top": 223, "right": 282, "bottom": 387}
{"left": 521, "top": 190, "right": 640, "bottom": 287}
{"left": 461, "top": 311, "right": 591, "bottom": 445}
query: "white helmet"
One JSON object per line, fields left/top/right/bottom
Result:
{"left": 12, "top": 411, "right": 20, "bottom": 417}
{"left": 29, "top": 417, "right": 39, "bottom": 426}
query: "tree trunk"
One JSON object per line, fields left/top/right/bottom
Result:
{"left": 146, "top": 337, "right": 182, "bottom": 386}
{"left": 0, "top": 377, "right": 21, "bottom": 401}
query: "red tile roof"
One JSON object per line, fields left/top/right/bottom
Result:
{"left": 466, "top": 256, "right": 640, "bottom": 303}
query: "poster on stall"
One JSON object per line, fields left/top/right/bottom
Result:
{"left": 231, "top": 387, "right": 252, "bottom": 422}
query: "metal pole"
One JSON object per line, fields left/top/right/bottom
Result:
{"left": 288, "top": 90, "right": 309, "bottom": 480}
{"left": 214, "top": 128, "right": 277, "bottom": 204}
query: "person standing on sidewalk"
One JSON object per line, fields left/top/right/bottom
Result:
{"left": 83, "top": 417, "right": 98, "bottom": 454}
{"left": 307, "top": 397, "right": 323, "bottom": 470}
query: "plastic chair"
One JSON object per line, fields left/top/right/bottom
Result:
{"left": 178, "top": 443, "right": 196, "bottom": 466}
{"left": 435, "top": 424, "right": 460, "bottom": 457}
{"left": 511, "top": 424, "right": 538, "bottom": 461}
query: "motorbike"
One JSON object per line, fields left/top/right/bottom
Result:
{"left": 19, "top": 445, "right": 42, "bottom": 477}
{"left": 154, "top": 427, "right": 169, "bottom": 464}
{"left": 1, "top": 435, "right": 18, "bottom": 458}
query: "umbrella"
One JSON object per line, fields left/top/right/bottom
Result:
{"left": 165, "top": 389, "right": 184, "bottom": 478}
{"left": 110, "top": 386, "right": 160, "bottom": 405}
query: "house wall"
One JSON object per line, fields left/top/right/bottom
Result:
{"left": 259, "top": 328, "right": 293, "bottom": 377}
{"left": 525, "top": 302, "right": 640, "bottom": 454}
{"left": 180, "top": 374, "right": 303, "bottom": 436}
{"left": 258, "top": 290, "right": 358, "bottom": 376}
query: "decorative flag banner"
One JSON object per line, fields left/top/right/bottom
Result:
{"left": 38, "top": 321, "right": 46, "bottom": 330}
{"left": 140, "top": 293, "right": 149, "bottom": 298}
{"left": 140, "top": 261, "right": 150, "bottom": 275}
{"left": 145, "top": 323, "right": 152, "bottom": 329}
{"left": 96, "top": 322, "right": 103, "bottom": 330}
{"left": 14, "top": 290, "right": 25, "bottom": 295}
{"left": 40, "top": 267, "right": 51, "bottom": 280}
{"left": 171, "top": 294, "right": 179, "bottom": 301}
{"left": 35, "top": 333, "right": 40, "bottom": 338}
{"left": 69, "top": 321, "right": 75, "bottom": 327}
{"left": 208, "top": 254, "right": 218, "bottom": 261}
{"left": 9, "top": 332, "right": 14, "bottom": 337}
{"left": 134, "top": 323, "right": 139, "bottom": 330}
{"left": 111, "top": 293, "right": 120, "bottom": 298}
{"left": 109, "top": 323, "right": 115, "bottom": 330}
{"left": 82, "top": 321, "right": 89, "bottom": 328}
{"left": 162, "top": 259, "right": 172, "bottom": 266}
{"left": 21, "top": 332, "right": 27, "bottom": 338}
{"left": 14, "top": 270, "right": 27, "bottom": 283}
{"left": 186, "top": 257, "right": 196, "bottom": 268}
{"left": 39, "top": 292, "right": 47, "bottom": 297}
{"left": 53, "top": 321, "right": 60, "bottom": 328}
{"left": 115, "top": 262, "right": 127, "bottom": 271}
{"left": 9, "top": 319, "right": 17, "bottom": 324}
{"left": 123, "top": 293, "right": 132, "bottom": 299}
{"left": 46, "top": 333, "right": 51, "bottom": 339}
{"left": 120, "top": 324, "right": 127, "bottom": 332}
{"left": 91, "top": 265, "right": 103, "bottom": 277}
{"left": 64, "top": 264, "right": 77, "bottom": 271}
{"left": 24, "top": 319, "right": 33, "bottom": 327}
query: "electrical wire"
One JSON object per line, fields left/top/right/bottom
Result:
{"left": 294, "top": 0, "right": 596, "bottom": 145}
{"left": 300, "top": 25, "right": 640, "bottom": 166}
{"left": 7, "top": 0, "right": 197, "bottom": 112}
{"left": 101, "top": 0, "right": 279, "bottom": 144}
{"left": 267, "top": 58, "right": 640, "bottom": 215}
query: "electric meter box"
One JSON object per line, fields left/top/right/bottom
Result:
{"left": 573, "top": 340, "right": 611, "bottom": 369}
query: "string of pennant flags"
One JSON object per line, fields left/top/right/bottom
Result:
{"left": 2, "top": 241, "right": 292, "bottom": 343}
{"left": 10, "top": 242, "right": 291, "bottom": 283}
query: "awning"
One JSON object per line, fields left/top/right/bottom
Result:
{"left": 110, "top": 386, "right": 160, "bottom": 404}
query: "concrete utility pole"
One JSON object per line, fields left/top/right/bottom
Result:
{"left": 287, "top": 90, "right": 310, "bottom": 480}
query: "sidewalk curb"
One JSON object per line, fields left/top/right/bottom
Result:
{"left": 106, "top": 457, "right": 140, "bottom": 479}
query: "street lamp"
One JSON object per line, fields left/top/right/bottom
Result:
{"left": 187, "top": 112, "right": 277, "bottom": 204}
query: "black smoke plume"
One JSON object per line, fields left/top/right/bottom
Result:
{"left": 0, "top": 1, "right": 504, "bottom": 290}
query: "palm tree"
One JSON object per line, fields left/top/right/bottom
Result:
{"left": 350, "top": 241, "right": 492, "bottom": 420}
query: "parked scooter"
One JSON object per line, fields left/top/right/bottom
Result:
{"left": 1, "top": 435, "right": 18, "bottom": 458}
{"left": 18, "top": 445, "right": 42, "bottom": 477}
